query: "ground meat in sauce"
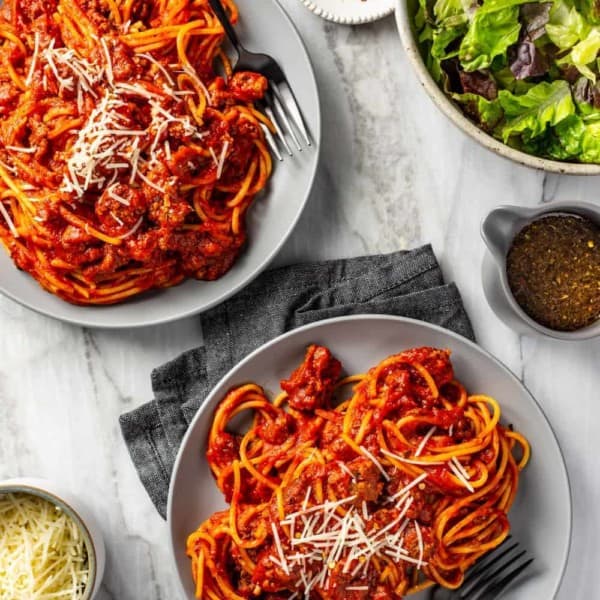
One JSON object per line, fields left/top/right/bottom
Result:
{"left": 198, "top": 347, "right": 517, "bottom": 599}
{"left": 0, "top": 0, "right": 270, "bottom": 305}
{"left": 280, "top": 345, "right": 342, "bottom": 411}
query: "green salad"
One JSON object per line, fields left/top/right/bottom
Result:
{"left": 415, "top": 0, "right": 600, "bottom": 162}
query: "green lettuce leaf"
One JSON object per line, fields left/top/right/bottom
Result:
{"left": 458, "top": 0, "right": 533, "bottom": 71}
{"left": 580, "top": 121, "right": 600, "bottom": 160}
{"left": 546, "top": 0, "right": 590, "bottom": 49}
{"left": 453, "top": 92, "right": 504, "bottom": 129}
{"left": 498, "top": 80, "right": 576, "bottom": 141}
{"left": 575, "top": 0, "right": 600, "bottom": 25}
{"left": 431, "top": 24, "right": 469, "bottom": 60}
{"left": 428, "top": 0, "right": 470, "bottom": 64}
{"left": 557, "top": 27, "right": 600, "bottom": 80}
{"left": 433, "top": 0, "right": 468, "bottom": 22}
{"left": 493, "top": 66, "right": 537, "bottom": 93}
{"left": 547, "top": 114, "right": 586, "bottom": 157}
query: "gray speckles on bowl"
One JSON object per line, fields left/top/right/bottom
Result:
{"left": 393, "top": 0, "right": 600, "bottom": 175}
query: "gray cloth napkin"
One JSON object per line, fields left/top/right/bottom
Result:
{"left": 120, "top": 245, "right": 475, "bottom": 517}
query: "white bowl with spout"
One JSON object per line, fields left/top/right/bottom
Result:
{"left": 481, "top": 201, "right": 600, "bottom": 340}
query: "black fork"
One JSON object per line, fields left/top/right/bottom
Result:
{"left": 208, "top": 0, "right": 311, "bottom": 160}
{"left": 431, "top": 538, "right": 534, "bottom": 600}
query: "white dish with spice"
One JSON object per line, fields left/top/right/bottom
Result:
{"left": 299, "top": 0, "right": 394, "bottom": 25}
{"left": 0, "top": 478, "right": 105, "bottom": 599}
{"left": 481, "top": 201, "right": 600, "bottom": 340}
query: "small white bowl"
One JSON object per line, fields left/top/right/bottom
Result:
{"left": 299, "top": 0, "right": 394, "bottom": 25}
{"left": 0, "top": 478, "right": 106, "bottom": 599}
{"left": 481, "top": 202, "right": 600, "bottom": 340}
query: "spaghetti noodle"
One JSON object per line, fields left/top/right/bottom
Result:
{"left": 187, "top": 345, "right": 530, "bottom": 599}
{"left": 0, "top": 0, "right": 272, "bottom": 304}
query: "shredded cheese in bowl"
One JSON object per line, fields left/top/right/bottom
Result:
{"left": 0, "top": 492, "right": 90, "bottom": 599}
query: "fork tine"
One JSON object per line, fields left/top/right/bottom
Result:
{"left": 472, "top": 556, "right": 534, "bottom": 600}
{"left": 460, "top": 542, "right": 525, "bottom": 598}
{"left": 269, "top": 87, "right": 302, "bottom": 152}
{"left": 475, "top": 549, "right": 527, "bottom": 587}
{"left": 263, "top": 96, "right": 292, "bottom": 156}
{"left": 463, "top": 541, "right": 519, "bottom": 587}
{"left": 260, "top": 123, "right": 282, "bottom": 162}
{"left": 484, "top": 557, "right": 534, "bottom": 597}
{"left": 271, "top": 80, "right": 311, "bottom": 146}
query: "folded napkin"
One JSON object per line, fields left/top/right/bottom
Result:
{"left": 120, "top": 245, "right": 475, "bottom": 517}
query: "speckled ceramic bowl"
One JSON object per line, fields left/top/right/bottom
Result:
{"left": 394, "top": 0, "right": 600, "bottom": 175}
{"left": 0, "top": 478, "right": 106, "bottom": 599}
{"left": 481, "top": 201, "right": 600, "bottom": 340}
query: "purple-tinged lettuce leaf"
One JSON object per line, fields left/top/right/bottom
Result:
{"left": 459, "top": 69, "right": 499, "bottom": 98}
{"left": 509, "top": 39, "right": 550, "bottom": 78}
{"left": 520, "top": 3, "right": 552, "bottom": 40}
{"left": 459, "top": 0, "right": 535, "bottom": 71}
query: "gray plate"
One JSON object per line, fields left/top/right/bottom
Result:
{"left": 168, "top": 315, "right": 571, "bottom": 600}
{"left": 0, "top": 0, "right": 321, "bottom": 328}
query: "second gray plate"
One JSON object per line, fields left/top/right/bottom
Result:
{"left": 168, "top": 315, "right": 571, "bottom": 600}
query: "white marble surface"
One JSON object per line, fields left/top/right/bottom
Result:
{"left": 1, "top": 2, "right": 598, "bottom": 599}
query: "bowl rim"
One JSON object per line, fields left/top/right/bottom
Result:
{"left": 394, "top": 0, "right": 600, "bottom": 175}
{"left": 0, "top": 480, "right": 98, "bottom": 599}
{"left": 481, "top": 201, "right": 600, "bottom": 340}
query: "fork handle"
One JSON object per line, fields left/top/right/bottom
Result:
{"left": 208, "top": 0, "right": 241, "bottom": 52}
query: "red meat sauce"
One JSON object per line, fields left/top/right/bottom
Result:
{"left": 0, "top": 0, "right": 269, "bottom": 295}
{"left": 206, "top": 346, "right": 476, "bottom": 599}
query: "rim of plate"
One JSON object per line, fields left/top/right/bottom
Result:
{"left": 0, "top": 0, "right": 321, "bottom": 329}
{"left": 167, "top": 314, "right": 572, "bottom": 599}
{"left": 300, "top": 0, "right": 395, "bottom": 25}
{"left": 394, "top": 0, "right": 600, "bottom": 175}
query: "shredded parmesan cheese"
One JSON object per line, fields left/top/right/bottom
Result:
{"left": 0, "top": 201, "right": 19, "bottom": 237}
{"left": 414, "top": 426, "right": 436, "bottom": 457}
{"left": 358, "top": 446, "right": 390, "bottom": 481}
{"left": 216, "top": 140, "right": 229, "bottom": 180}
{"left": 6, "top": 145, "right": 37, "bottom": 154}
{"left": 117, "top": 216, "right": 144, "bottom": 239}
{"left": 448, "top": 458, "right": 475, "bottom": 492}
{"left": 25, "top": 32, "right": 40, "bottom": 86}
{"left": 0, "top": 493, "right": 89, "bottom": 599}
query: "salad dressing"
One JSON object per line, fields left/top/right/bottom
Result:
{"left": 506, "top": 214, "right": 600, "bottom": 330}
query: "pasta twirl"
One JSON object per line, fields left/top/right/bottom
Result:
{"left": 0, "top": 0, "right": 272, "bottom": 305}
{"left": 187, "top": 345, "right": 530, "bottom": 599}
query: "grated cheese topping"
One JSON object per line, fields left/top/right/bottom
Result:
{"left": 414, "top": 426, "right": 437, "bottom": 457}
{"left": 22, "top": 35, "right": 216, "bottom": 204}
{"left": 275, "top": 477, "right": 430, "bottom": 597}
{"left": 269, "top": 436, "right": 483, "bottom": 595}
{"left": 0, "top": 492, "right": 89, "bottom": 599}
{"left": 448, "top": 457, "right": 474, "bottom": 493}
